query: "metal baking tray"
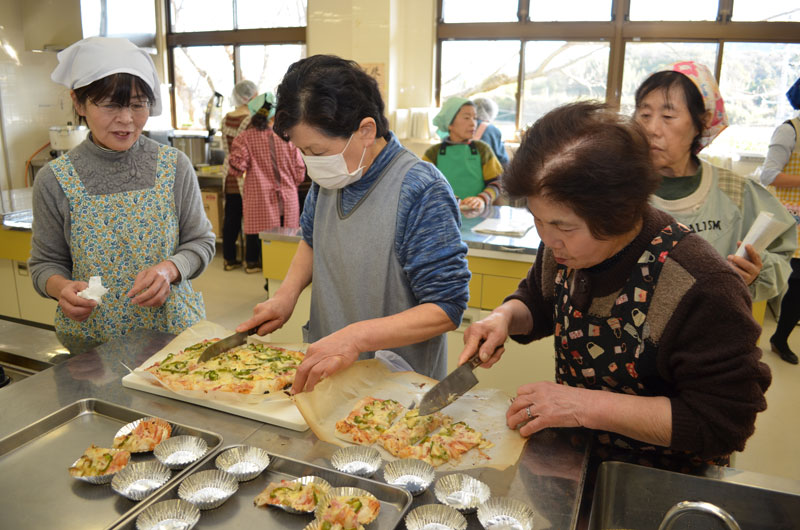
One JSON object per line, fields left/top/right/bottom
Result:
{"left": 112, "top": 444, "right": 413, "bottom": 529}
{"left": 0, "top": 398, "right": 223, "bottom": 530}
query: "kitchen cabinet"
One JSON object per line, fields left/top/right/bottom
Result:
{"left": 14, "top": 260, "right": 57, "bottom": 326}
{"left": 0, "top": 228, "right": 56, "bottom": 326}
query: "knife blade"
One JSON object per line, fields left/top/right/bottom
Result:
{"left": 417, "top": 352, "right": 486, "bottom": 416}
{"left": 197, "top": 327, "right": 259, "bottom": 363}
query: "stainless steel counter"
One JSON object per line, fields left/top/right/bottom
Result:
{"left": 259, "top": 205, "right": 541, "bottom": 257}
{"left": 0, "top": 329, "right": 590, "bottom": 529}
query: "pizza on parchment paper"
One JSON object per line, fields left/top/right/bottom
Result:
{"left": 334, "top": 396, "right": 493, "bottom": 467}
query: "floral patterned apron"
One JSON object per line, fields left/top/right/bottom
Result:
{"left": 50, "top": 145, "right": 205, "bottom": 353}
{"left": 553, "top": 221, "right": 727, "bottom": 471}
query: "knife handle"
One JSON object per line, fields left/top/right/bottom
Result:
{"left": 467, "top": 353, "right": 484, "bottom": 369}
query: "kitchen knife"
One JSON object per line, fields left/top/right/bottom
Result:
{"left": 197, "top": 327, "right": 259, "bottom": 363}
{"left": 417, "top": 352, "right": 486, "bottom": 416}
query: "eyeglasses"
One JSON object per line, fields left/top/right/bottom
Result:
{"left": 90, "top": 100, "right": 151, "bottom": 115}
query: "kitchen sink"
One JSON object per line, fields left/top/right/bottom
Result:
{"left": 588, "top": 461, "right": 800, "bottom": 529}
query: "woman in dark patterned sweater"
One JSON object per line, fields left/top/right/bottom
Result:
{"left": 458, "top": 101, "right": 771, "bottom": 470}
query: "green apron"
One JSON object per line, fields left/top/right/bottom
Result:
{"left": 50, "top": 145, "right": 205, "bottom": 354}
{"left": 436, "top": 143, "right": 484, "bottom": 199}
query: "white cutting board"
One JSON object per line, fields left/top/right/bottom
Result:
{"left": 122, "top": 372, "right": 308, "bottom": 432}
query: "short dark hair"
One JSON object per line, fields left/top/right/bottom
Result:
{"left": 249, "top": 101, "right": 273, "bottom": 131}
{"left": 273, "top": 55, "right": 390, "bottom": 141}
{"left": 72, "top": 73, "right": 155, "bottom": 107}
{"left": 634, "top": 70, "right": 706, "bottom": 155}
{"left": 503, "top": 101, "right": 660, "bottom": 239}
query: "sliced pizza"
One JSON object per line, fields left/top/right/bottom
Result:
{"left": 397, "top": 421, "right": 493, "bottom": 467}
{"left": 317, "top": 494, "right": 381, "bottom": 530}
{"left": 69, "top": 444, "right": 131, "bottom": 477}
{"left": 254, "top": 478, "right": 328, "bottom": 512}
{"left": 113, "top": 417, "right": 172, "bottom": 452}
{"left": 335, "top": 397, "right": 404, "bottom": 445}
{"left": 145, "top": 340, "right": 305, "bottom": 396}
{"left": 377, "top": 409, "right": 444, "bottom": 457}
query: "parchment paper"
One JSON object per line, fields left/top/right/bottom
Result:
{"left": 132, "top": 319, "right": 307, "bottom": 405}
{"left": 293, "top": 359, "right": 528, "bottom": 471}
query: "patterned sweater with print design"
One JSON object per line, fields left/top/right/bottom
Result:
{"left": 505, "top": 205, "right": 771, "bottom": 460}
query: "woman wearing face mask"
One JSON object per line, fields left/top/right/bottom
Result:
{"left": 237, "top": 55, "right": 471, "bottom": 393}
{"left": 29, "top": 37, "right": 214, "bottom": 354}
{"left": 633, "top": 61, "right": 795, "bottom": 305}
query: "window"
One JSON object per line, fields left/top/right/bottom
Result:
{"left": 620, "top": 42, "right": 718, "bottom": 116}
{"left": 167, "top": 1, "right": 307, "bottom": 130}
{"left": 81, "top": 0, "right": 157, "bottom": 50}
{"left": 173, "top": 46, "right": 234, "bottom": 129}
{"left": 435, "top": 0, "right": 800, "bottom": 163}
{"left": 528, "top": 1, "right": 612, "bottom": 22}
{"left": 239, "top": 44, "right": 306, "bottom": 94}
{"left": 170, "top": 0, "right": 234, "bottom": 33}
{"left": 731, "top": 1, "right": 800, "bottom": 22}
{"left": 236, "top": 0, "right": 307, "bottom": 28}
{"left": 440, "top": 40, "right": 519, "bottom": 138}
{"left": 628, "top": 0, "right": 718, "bottom": 21}
{"left": 522, "top": 41, "right": 609, "bottom": 128}
{"left": 711, "top": 42, "right": 800, "bottom": 156}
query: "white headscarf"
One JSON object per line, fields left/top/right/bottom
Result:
{"left": 51, "top": 37, "right": 163, "bottom": 116}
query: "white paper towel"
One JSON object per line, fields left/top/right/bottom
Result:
{"left": 734, "top": 211, "right": 793, "bottom": 259}
{"left": 77, "top": 276, "right": 109, "bottom": 303}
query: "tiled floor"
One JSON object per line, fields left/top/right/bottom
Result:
{"left": 194, "top": 250, "right": 800, "bottom": 482}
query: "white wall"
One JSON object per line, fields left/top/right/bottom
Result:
{"left": 0, "top": 0, "right": 75, "bottom": 191}
{"left": 306, "top": 0, "right": 436, "bottom": 112}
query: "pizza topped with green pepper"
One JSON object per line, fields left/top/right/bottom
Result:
{"left": 145, "top": 339, "right": 305, "bottom": 396}
{"left": 335, "top": 397, "right": 404, "bottom": 444}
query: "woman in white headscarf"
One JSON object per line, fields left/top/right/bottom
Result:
{"left": 29, "top": 37, "right": 215, "bottom": 354}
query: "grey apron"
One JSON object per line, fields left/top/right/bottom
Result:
{"left": 304, "top": 148, "right": 447, "bottom": 380}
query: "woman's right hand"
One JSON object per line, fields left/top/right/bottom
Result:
{"left": 458, "top": 311, "right": 511, "bottom": 368}
{"left": 56, "top": 280, "right": 96, "bottom": 322}
{"left": 236, "top": 293, "right": 296, "bottom": 336}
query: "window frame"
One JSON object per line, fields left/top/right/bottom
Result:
{"left": 435, "top": 0, "right": 800, "bottom": 132}
{"left": 165, "top": 1, "right": 306, "bottom": 129}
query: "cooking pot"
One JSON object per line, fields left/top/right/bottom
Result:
{"left": 48, "top": 125, "right": 89, "bottom": 151}
{"left": 171, "top": 132, "right": 210, "bottom": 166}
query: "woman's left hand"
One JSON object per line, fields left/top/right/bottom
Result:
{"left": 507, "top": 381, "right": 588, "bottom": 437}
{"left": 127, "top": 260, "right": 180, "bottom": 307}
{"left": 291, "top": 330, "right": 361, "bottom": 394}
{"left": 727, "top": 242, "right": 761, "bottom": 286}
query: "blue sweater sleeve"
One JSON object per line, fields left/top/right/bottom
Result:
{"left": 299, "top": 182, "right": 319, "bottom": 247}
{"left": 395, "top": 161, "right": 471, "bottom": 326}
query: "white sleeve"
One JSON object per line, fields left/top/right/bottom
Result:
{"left": 760, "top": 122, "right": 796, "bottom": 186}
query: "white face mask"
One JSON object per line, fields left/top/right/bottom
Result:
{"left": 300, "top": 133, "right": 367, "bottom": 189}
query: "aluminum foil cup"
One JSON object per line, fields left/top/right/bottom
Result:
{"left": 405, "top": 504, "right": 468, "bottom": 530}
{"left": 266, "top": 475, "right": 332, "bottom": 514}
{"left": 178, "top": 469, "right": 238, "bottom": 510}
{"left": 302, "top": 521, "right": 324, "bottom": 530}
{"left": 111, "top": 461, "right": 172, "bottom": 501}
{"left": 214, "top": 445, "right": 270, "bottom": 482}
{"left": 330, "top": 445, "right": 382, "bottom": 478}
{"left": 315, "top": 486, "right": 380, "bottom": 526}
{"left": 477, "top": 497, "right": 535, "bottom": 530}
{"left": 383, "top": 458, "right": 434, "bottom": 496}
{"left": 154, "top": 435, "right": 208, "bottom": 470}
{"left": 113, "top": 416, "right": 172, "bottom": 453}
{"left": 434, "top": 473, "right": 491, "bottom": 514}
{"left": 135, "top": 499, "right": 200, "bottom": 530}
